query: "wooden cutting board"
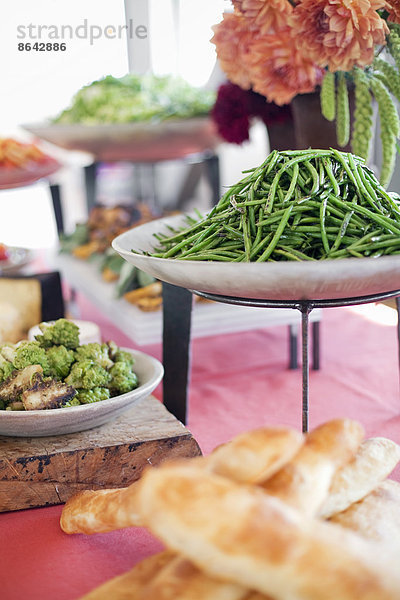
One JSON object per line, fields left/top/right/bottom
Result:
{"left": 0, "top": 396, "right": 201, "bottom": 512}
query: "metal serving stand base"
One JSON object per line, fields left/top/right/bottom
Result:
{"left": 162, "top": 284, "right": 400, "bottom": 433}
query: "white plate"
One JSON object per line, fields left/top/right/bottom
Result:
{"left": 112, "top": 213, "right": 400, "bottom": 301}
{"left": 0, "top": 247, "right": 32, "bottom": 274}
{"left": 0, "top": 348, "right": 163, "bottom": 437}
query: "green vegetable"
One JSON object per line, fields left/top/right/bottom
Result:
{"left": 108, "top": 361, "right": 138, "bottom": 395}
{"left": 75, "top": 343, "right": 114, "bottom": 369}
{"left": 35, "top": 318, "right": 80, "bottom": 349}
{"left": 75, "top": 387, "right": 110, "bottom": 404}
{"left": 65, "top": 359, "right": 111, "bottom": 390}
{"left": 63, "top": 397, "right": 81, "bottom": 407}
{"left": 106, "top": 341, "right": 135, "bottom": 366}
{"left": 59, "top": 223, "right": 89, "bottom": 253}
{"left": 144, "top": 149, "right": 400, "bottom": 262}
{"left": 53, "top": 74, "right": 215, "bottom": 125}
{"left": 320, "top": 71, "right": 336, "bottom": 122}
{"left": 0, "top": 353, "right": 15, "bottom": 383}
{"left": 12, "top": 341, "right": 49, "bottom": 373}
{"left": 46, "top": 345, "right": 75, "bottom": 379}
{"left": 0, "top": 319, "right": 140, "bottom": 411}
{"left": 336, "top": 72, "right": 350, "bottom": 147}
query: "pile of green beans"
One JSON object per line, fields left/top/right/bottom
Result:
{"left": 143, "top": 149, "right": 400, "bottom": 262}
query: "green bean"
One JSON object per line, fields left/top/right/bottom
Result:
{"left": 320, "top": 197, "right": 330, "bottom": 254}
{"left": 303, "top": 160, "right": 320, "bottom": 195}
{"left": 283, "top": 162, "right": 299, "bottom": 202}
{"left": 256, "top": 204, "right": 294, "bottom": 262}
{"left": 242, "top": 211, "right": 252, "bottom": 262}
{"left": 329, "top": 211, "right": 354, "bottom": 253}
{"left": 146, "top": 148, "right": 400, "bottom": 263}
{"left": 322, "top": 157, "right": 340, "bottom": 196}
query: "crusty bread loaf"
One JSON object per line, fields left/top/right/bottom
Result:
{"left": 260, "top": 419, "right": 364, "bottom": 516}
{"left": 60, "top": 487, "right": 140, "bottom": 535}
{"left": 79, "top": 551, "right": 174, "bottom": 599}
{"left": 136, "top": 463, "right": 400, "bottom": 600}
{"left": 204, "top": 426, "right": 303, "bottom": 484}
{"left": 134, "top": 554, "right": 251, "bottom": 600}
{"left": 329, "top": 479, "right": 400, "bottom": 552}
{"left": 319, "top": 437, "right": 400, "bottom": 518}
{"left": 61, "top": 426, "right": 303, "bottom": 535}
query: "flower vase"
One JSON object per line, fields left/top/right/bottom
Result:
{"left": 266, "top": 117, "right": 298, "bottom": 152}
{"left": 290, "top": 90, "right": 354, "bottom": 151}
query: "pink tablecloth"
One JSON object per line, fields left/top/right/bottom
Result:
{"left": 1, "top": 297, "right": 399, "bottom": 599}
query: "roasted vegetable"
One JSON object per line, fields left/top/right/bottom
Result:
{"left": 74, "top": 343, "right": 114, "bottom": 370}
{"left": 0, "top": 353, "right": 15, "bottom": 383}
{"left": 107, "top": 341, "right": 135, "bottom": 368}
{"left": 108, "top": 361, "right": 138, "bottom": 395}
{"left": 65, "top": 359, "right": 111, "bottom": 390}
{"left": 22, "top": 376, "right": 76, "bottom": 410}
{"left": 35, "top": 318, "right": 80, "bottom": 349}
{"left": 46, "top": 345, "right": 76, "bottom": 379}
{"left": 76, "top": 387, "right": 110, "bottom": 404}
{"left": 0, "top": 319, "right": 139, "bottom": 411}
{"left": 0, "top": 365, "right": 43, "bottom": 403}
{"left": 10, "top": 341, "right": 50, "bottom": 373}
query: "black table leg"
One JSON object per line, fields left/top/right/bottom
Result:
{"left": 288, "top": 324, "right": 298, "bottom": 369}
{"left": 84, "top": 163, "right": 97, "bottom": 212}
{"left": 204, "top": 153, "right": 220, "bottom": 206}
{"left": 49, "top": 184, "right": 64, "bottom": 236}
{"left": 312, "top": 321, "right": 321, "bottom": 370}
{"left": 300, "top": 304, "right": 311, "bottom": 433}
{"left": 162, "top": 283, "right": 193, "bottom": 424}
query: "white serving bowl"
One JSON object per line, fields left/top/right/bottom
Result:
{"left": 28, "top": 319, "right": 101, "bottom": 345}
{"left": 112, "top": 213, "right": 400, "bottom": 301}
{"left": 0, "top": 348, "right": 163, "bottom": 437}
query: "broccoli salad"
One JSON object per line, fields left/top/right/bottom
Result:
{"left": 0, "top": 319, "right": 139, "bottom": 411}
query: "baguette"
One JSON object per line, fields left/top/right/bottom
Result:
{"left": 61, "top": 425, "right": 303, "bottom": 534}
{"left": 260, "top": 419, "right": 364, "bottom": 516}
{"left": 79, "top": 551, "right": 174, "bottom": 599}
{"left": 204, "top": 426, "right": 303, "bottom": 484}
{"left": 329, "top": 479, "right": 400, "bottom": 552}
{"left": 136, "top": 463, "right": 400, "bottom": 600}
{"left": 319, "top": 437, "right": 400, "bottom": 518}
{"left": 134, "top": 554, "right": 251, "bottom": 600}
{"left": 60, "top": 487, "right": 140, "bottom": 535}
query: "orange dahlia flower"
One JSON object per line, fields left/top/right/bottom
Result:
{"left": 385, "top": 0, "right": 400, "bottom": 24}
{"left": 290, "top": 0, "right": 389, "bottom": 72}
{"left": 233, "top": 0, "right": 292, "bottom": 32}
{"left": 248, "top": 30, "right": 325, "bottom": 104}
{"left": 211, "top": 12, "right": 254, "bottom": 90}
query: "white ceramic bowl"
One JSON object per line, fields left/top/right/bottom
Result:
{"left": 28, "top": 319, "right": 101, "bottom": 345}
{"left": 0, "top": 348, "right": 163, "bottom": 437}
{"left": 112, "top": 213, "right": 400, "bottom": 301}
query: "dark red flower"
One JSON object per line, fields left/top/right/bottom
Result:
{"left": 211, "top": 82, "right": 293, "bottom": 144}
{"left": 211, "top": 83, "right": 251, "bottom": 144}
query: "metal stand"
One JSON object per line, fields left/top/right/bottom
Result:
{"left": 192, "top": 288, "right": 400, "bottom": 433}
